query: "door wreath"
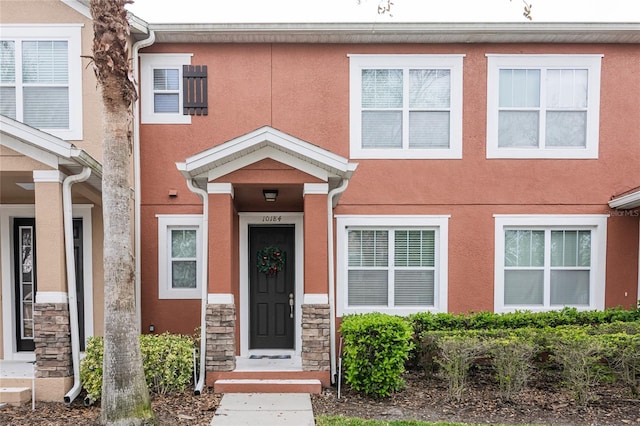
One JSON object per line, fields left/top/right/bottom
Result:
{"left": 257, "top": 246, "right": 286, "bottom": 276}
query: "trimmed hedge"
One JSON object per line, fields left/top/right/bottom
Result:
{"left": 340, "top": 313, "right": 414, "bottom": 398}
{"left": 339, "top": 308, "right": 640, "bottom": 404}
{"left": 80, "top": 333, "right": 195, "bottom": 404}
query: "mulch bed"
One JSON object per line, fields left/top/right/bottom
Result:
{"left": 2, "top": 369, "right": 639, "bottom": 425}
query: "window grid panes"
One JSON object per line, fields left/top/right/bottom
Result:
{"left": 361, "top": 67, "right": 452, "bottom": 150}
{"left": 153, "top": 68, "right": 180, "bottom": 113}
{"left": 0, "top": 39, "right": 70, "bottom": 128}
{"left": 498, "top": 67, "right": 589, "bottom": 149}
{"left": 347, "top": 228, "right": 436, "bottom": 307}
{"left": 504, "top": 228, "right": 591, "bottom": 307}
{"left": 170, "top": 228, "right": 197, "bottom": 289}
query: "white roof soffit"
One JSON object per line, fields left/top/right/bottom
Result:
{"left": 176, "top": 126, "right": 357, "bottom": 183}
{"left": 0, "top": 115, "right": 102, "bottom": 189}
{"left": 609, "top": 189, "right": 640, "bottom": 210}
{"left": 146, "top": 22, "right": 640, "bottom": 44}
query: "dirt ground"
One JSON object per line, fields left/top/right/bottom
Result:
{"left": 1, "top": 369, "right": 639, "bottom": 425}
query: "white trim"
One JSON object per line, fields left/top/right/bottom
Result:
{"left": 335, "top": 215, "right": 450, "bottom": 316}
{"left": 486, "top": 54, "right": 602, "bottom": 159}
{"left": 207, "top": 182, "right": 235, "bottom": 196}
{"left": 35, "top": 291, "right": 68, "bottom": 304}
{"left": 73, "top": 204, "right": 95, "bottom": 343}
{"left": 2, "top": 205, "right": 35, "bottom": 359}
{"left": 60, "top": 0, "right": 93, "bottom": 19}
{"left": 0, "top": 25, "right": 83, "bottom": 140}
{"left": 33, "top": 170, "right": 66, "bottom": 183}
{"left": 239, "top": 213, "right": 304, "bottom": 358}
{"left": 303, "top": 183, "right": 329, "bottom": 195}
{"left": 208, "top": 293, "right": 235, "bottom": 304}
{"left": 139, "top": 53, "right": 193, "bottom": 124}
{"left": 303, "top": 294, "right": 329, "bottom": 304}
{"left": 349, "top": 54, "right": 464, "bottom": 159}
{"left": 156, "top": 214, "right": 203, "bottom": 299}
{"left": 493, "top": 214, "right": 608, "bottom": 313}
{"left": 177, "top": 126, "right": 357, "bottom": 181}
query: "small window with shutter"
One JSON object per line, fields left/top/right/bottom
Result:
{"left": 182, "top": 65, "right": 207, "bottom": 116}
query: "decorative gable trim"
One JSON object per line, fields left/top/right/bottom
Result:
{"left": 176, "top": 126, "right": 358, "bottom": 185}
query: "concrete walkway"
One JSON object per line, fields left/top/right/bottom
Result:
{"left": 211, "top": 393, "right": 315, "bottom": 425}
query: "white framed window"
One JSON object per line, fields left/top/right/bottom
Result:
{"left": 336, "top": 215, "right": 449, "bottom": 316}
{"left": 349, "top": 54, "right": 464, "bottom": 159}
{"left": 486, "top": 55, "right": 602, "bottom": 159}
{"left": 0, "top": 25, "right": 83, "bottom": 140}
{"left": 494, "top": 215, "right": 607, "bottom": 313}
{"left": 140, "top": 54, "right": 192, "bottom": 124}
{"left": 157, "top": 215, "right": 202, "bottom": 299}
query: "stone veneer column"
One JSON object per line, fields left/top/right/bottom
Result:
{"left": 205, "top": 303, "right": 236, "bottom": 372}
{"left": 33, "top": 303, "right": 73, "bottom": 378}
{"left": 301, "top": 304, "right": 330, "bottom": 371}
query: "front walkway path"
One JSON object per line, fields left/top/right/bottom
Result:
{"left": 210, "top": 393, "right": 314, "bottom": 425}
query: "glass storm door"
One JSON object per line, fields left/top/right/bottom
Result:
{"left": 14, "top": 218, "right": 36, "bottom": 352}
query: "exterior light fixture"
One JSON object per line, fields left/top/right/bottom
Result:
{"left": 263, "top": 189, "right": 278, "bottom": 202}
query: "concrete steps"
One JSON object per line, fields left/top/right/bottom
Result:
{"left": 214, "top": 378, "right": 322, "bottom": 394}
{"left": 0, "top": 387, "right": 31, "bottom": 406}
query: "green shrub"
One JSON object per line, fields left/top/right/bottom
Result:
{"left": 435, "top": 335, "right": 485, "bottom": 401}
{"left": 139, "top": 333, "right": 195, "bottom": 395}
{"left": 80, "top": 333, "right": 195, "bottom": 403}
{"left": 603, "top": 332, "right": 640, "bottom": 396}
{"left": 340, "top": 313, "right": 414, "bottom": 398}
{"left": 488, "top": 335, "right": 535, "bottom": 400}
{"left": 550, "top": 329, "right": 608, "bottom": 405}
{"left": 80, "top": 336, "right": 103, "bottom": 404}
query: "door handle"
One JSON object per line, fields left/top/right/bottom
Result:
{"left": 289, "top": 293, "right": 294, "bottom": 318}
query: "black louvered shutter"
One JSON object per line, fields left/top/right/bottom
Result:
{"left": 183, "top": 65, "right": 208, "bottom": 116}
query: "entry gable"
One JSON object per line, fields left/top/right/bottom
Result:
{"left": 176, "top": 126, "right": 357, "bottom": 187}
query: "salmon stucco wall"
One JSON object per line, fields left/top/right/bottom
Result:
{"left": 139, "top": 41, "right": 639, "bottom": 334}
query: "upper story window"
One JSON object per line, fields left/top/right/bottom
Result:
{"left": 349, "top": 55, "right": 464, "bottom": 159}
{"left": 494, "top": 215, "right": 607, "bottom": 313}
{"left": 0, "top": 25, "right": 82, "bottom": 140}
{"left": 336, "top": 215, "right": 449, "bottom": 316}
{"left": 140, "top": 54, "right": 193, "bottom": 124}
{"left": 486, "top": 55, "right": 602, "bottom": 159}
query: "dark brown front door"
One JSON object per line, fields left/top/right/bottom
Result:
{"left": 249, "top": 225, "right": 295, "bottom": 350}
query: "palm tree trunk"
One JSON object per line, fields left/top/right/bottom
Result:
{"left": 90, "top": 1, "right": 154, "bottom": 424}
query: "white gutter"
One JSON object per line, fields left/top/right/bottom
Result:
{"left": 185, "top": 179, "right": 209, "bottom": 395}
{"left": 327, "top": 179, "right": 350, "bottom": 385}
{"left": 132, "top": 30, "right": 156, "bottom": 331}
{"left": 63, "top": 166, "right": 92, "bottom": 404}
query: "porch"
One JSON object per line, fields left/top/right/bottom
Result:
{"left": 208, "top": 356, "right": 323, "bottom": 394}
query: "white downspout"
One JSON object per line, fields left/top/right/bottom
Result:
{"left": 185, "top": 179, "right": 208, "bottom": 395}
{"left": 327, "top": 179, "right": 350, "bottom": 385}
{"left": 132, "top": 30, "right": 156, "bottom": 331}
{"left": 63, "top": 167, "right": 92, "bottom": 404}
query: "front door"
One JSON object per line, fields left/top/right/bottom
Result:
{"left": 14, "top": 218, "right": 36, "bottom": 352}
{"left": 249, "top": 225, "right": 295, "bottom": 350}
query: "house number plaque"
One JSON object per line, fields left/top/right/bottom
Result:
{"left": 261, "top": 215, "right": 282, "bottom": 223}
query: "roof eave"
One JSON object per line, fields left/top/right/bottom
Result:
{"left": 609, "top": 190, "right": 640, "bottom": 210}
{"left": 146, "top": 22, "right": 640, "bottom": 44}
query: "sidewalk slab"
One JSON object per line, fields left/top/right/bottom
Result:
{"left": 211, "top": 393, "right": 314, "bottom": 425}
